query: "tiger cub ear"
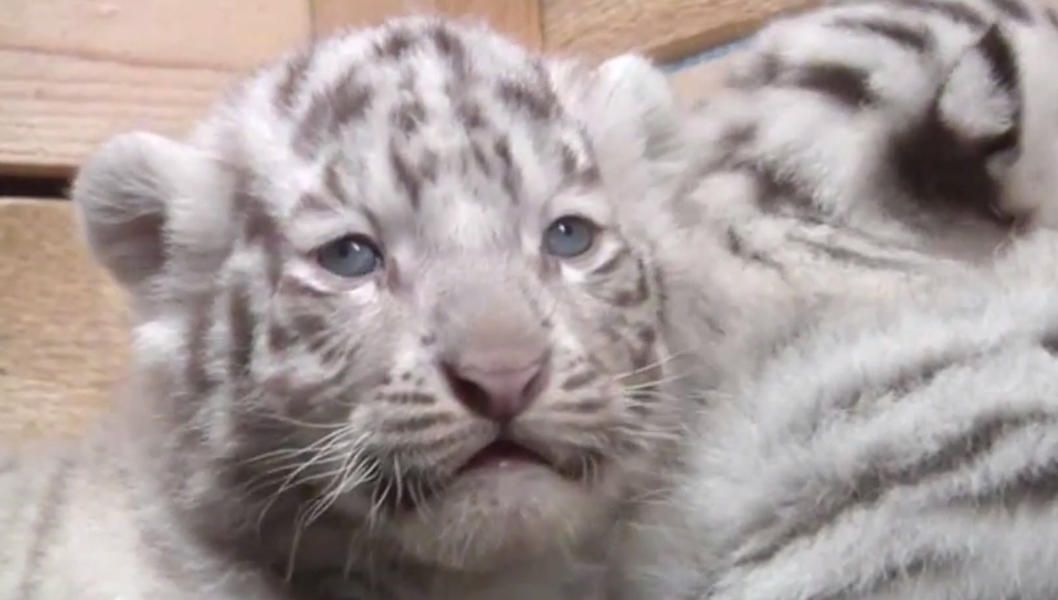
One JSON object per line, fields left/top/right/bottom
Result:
{"left": 70, "top": 132, "right": 234, "bottom": 293}
{"left": 550, "top": 53, "right": 685, "bottom": 168}
{"left": 936, "top": 24, "right": 1022, "bottom": 166}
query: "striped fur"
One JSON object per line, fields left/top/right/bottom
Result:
{"left": 680, "top": 0, "right": 1058, "bottom": 275}
{"left": 622, "top": 231, "right": 1058, "bottom": 599}
{"left": 2, "top": 17, "right": 716, "bottom": 600}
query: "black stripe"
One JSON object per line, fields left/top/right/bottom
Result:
{"left": 497, "top": 79, "right": 557, "bottom": 120}
{"left": 736, "top": 410, "right": 1053, "bottom": 567}
{"left": 629, "top": 326, "right": 657, "bottom": 372}
{"left": 494, "top": 137, "right": 522, "bottom": 204}
{"left": 274, "top": 45, "right": 314, "bottom": 112}
{"left": 562, "top": 370, "right": 601, "bottom": 390}
{"left": 294, "top": 192, "right": 334, "bottom": 218}
{"left": 985, "top": 0, "right": 1032, "bottom": 22}
{"left": 240, "top": 188, "right": 284, "bottom": 288}
{"left": 818, "top": 351, "right": 975, "bottom": 434}
{"left": 838, "top": 551, "right": 958, "bottom": 600}
{"left": 185, "top": 298, "right": 217, "bottom": 398}
{"left": 740, "top": 162, "right": 818, "bottom": 216}
{"left": 431, "top": 23, "right": 468, "bottom": 77}
{"left": 789, "top": 235, "right": 918, "bottom": 271}
{"left": 292, "top": 70, "right": 372, "bottom": 158}
{"left": 782, "top": 62, "right": 876, "bottom": 107}
{"left": 375, "top": 28, "right": 416, "bottom": 59}
{"left": 725, "top": 227, "right": 785, "bottom": 270}
{"left": 227, "top": 281, "right": 256, "bottom": 379}
{"left": 610, "top": 260, "right": 651, "bottom": 307}
{"left": 830, "top": 16, "right": 933, "bottom": 52}
{"left": 1041, "top": 330, "right": 1058, "bottom": 356}
{"left": 293, "top": 314, "right": 329, "bottom": 351}
{"left": 1048, "top": 7, "right": 1058, "bottom": 29}
{"left": 556, "top": 397, "right": 608, "bottom": 414}
{"left": 965, "top": 24, "right": 1023, "bottom": 164}
{"left": 382, "top": 392, "right": 437, "bottom": 406}
{"left": 976, "top": 24, "right": 1021, "bottom": 110}
{"left": 946, "top": 426, "right": 1058, "bottom": 510}
{"left": 392, "top": 99, "right": 427, "bottom": 133}
{"left": 389, "top": 144, "right": 421, "bottom": 210}
{"left": 380, "top": 412, "right": 456, "bottom": 434}
{"left": 888, "top": 109, "right": 1005, "bottom": 223}
{"left": 883, "top": 0, "right": 987, "bottom": 28}
{"left": 267, "top": 321, "right": 295, "bottom": 353}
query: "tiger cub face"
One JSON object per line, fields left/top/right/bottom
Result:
{"left": 72, "top": 17, "right": 697, "bottom": 573}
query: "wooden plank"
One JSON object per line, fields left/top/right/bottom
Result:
{"left": 541, "top": 0, "right": 818, "bottom": 61}
{"left": 668, "top": 54, "right": 740, "bottom": 108}
{"left": 0, "top": 0, "right": 311, "bottom": 177}
{"left": 311, "top": 0, "right": 543, "bottom": 49}
{"left": 0, "top": 199, "right": 130, "bottom": 440}
{"left": 434, "top": 0, "right": 542, "bottom": 49}
{"left": 311, "top": 0, "right": 438, "bottom": 37}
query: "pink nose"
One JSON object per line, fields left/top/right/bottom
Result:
{"left": 443, "top": 355, "right": 548, "bottom": 423}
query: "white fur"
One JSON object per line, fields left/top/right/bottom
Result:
{"left": 621, "top": 231, "right": 1058, "bottom": 599}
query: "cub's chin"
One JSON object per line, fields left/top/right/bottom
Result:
{"left": 391, "top": 448, "right": 619, "bottom": 571}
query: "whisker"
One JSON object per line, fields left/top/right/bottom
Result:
{"left": 615, "top": 349, "right": 695, "bottom": 380}
{"left": 622, "top": 371, "right": 693, "bottom": 391}
{"left": 254, "top": 430, "right": 353, "bottom": 531}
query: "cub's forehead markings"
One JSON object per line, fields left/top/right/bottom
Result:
{"left": 430, "top": 23, "right": 469, "bottom": 76}
{"left": 457, "top": 100, "right": 487, "bottom": 129}
{"left": 497, "top": 79, "right": 558, "bottom": 121}
{"left": 323, "top": 158, "right": 352, "bottom": 206}
{"left": 292, "top": 68, "right": 374, "bottom": 159}
{"left": 375, "top": 27, "right": 417, "bottom": 59}
{"left": 275, "top": 44, "right": 316, "bottom": 113}
{"left": 389, "top": 143, "right": 422, "bottom": 211}
{"left": 558, "top": 138, "right": 602, "bottom": 188}
{"left": 293, "top": 192, "right": 337, "bottom": 217}
{"left": 392, "top": 97, "right": 428, "bottom": 133}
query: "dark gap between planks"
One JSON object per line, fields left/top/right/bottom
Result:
{"left": 0, "top": 175, "right": 71, "bottom": 200}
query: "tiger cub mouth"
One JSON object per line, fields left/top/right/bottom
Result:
{"left": 379, "top": 437, "right": 598, "bottom": 513}
{"left": 456, "top": 439, "right": 552, "bottom": 474}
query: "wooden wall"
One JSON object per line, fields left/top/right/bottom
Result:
{"left": 0, "top": 0, "right": 813, "bottom": 439}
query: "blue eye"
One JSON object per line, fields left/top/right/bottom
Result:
{"left": 544, "top": 216, "right": 596, "bottom": 258}
{"left": 316, "top": 234, "right": 383, "bottom": 278}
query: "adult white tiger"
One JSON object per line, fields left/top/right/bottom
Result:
{"left": 622, "top": 231, "right": 1058, "bottom": 600}
{"left": 614, "top": 0, "right": 1058, "bottom": 596}
{"left": 678, "top": 0, "right": 1058, "bottom": 271}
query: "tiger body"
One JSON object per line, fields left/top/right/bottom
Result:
{"left": 623, "top": 231, "right": 1058, "bottom": 600}
{"left": 678, "top": 0, "right": 1058, "bottom": 278}
{"left": 614, "top": 0, "right": 1058, "bottom": 596}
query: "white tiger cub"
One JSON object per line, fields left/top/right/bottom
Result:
{"left": 621, "top": 231, "right": 1058, "bottom": 600}
{"left": 0, "top": 17, "right": 720, "bottom": 600}
{"left": 683, "top": 0, "right": 1058, "bottom": 266}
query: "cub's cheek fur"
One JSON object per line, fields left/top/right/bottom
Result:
{"left": 71, "top": 131, "right": 235, "bottom": 304}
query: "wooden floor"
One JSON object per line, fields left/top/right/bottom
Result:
{"left": 0, "top": 0, "right": 808, "bottom": 440}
